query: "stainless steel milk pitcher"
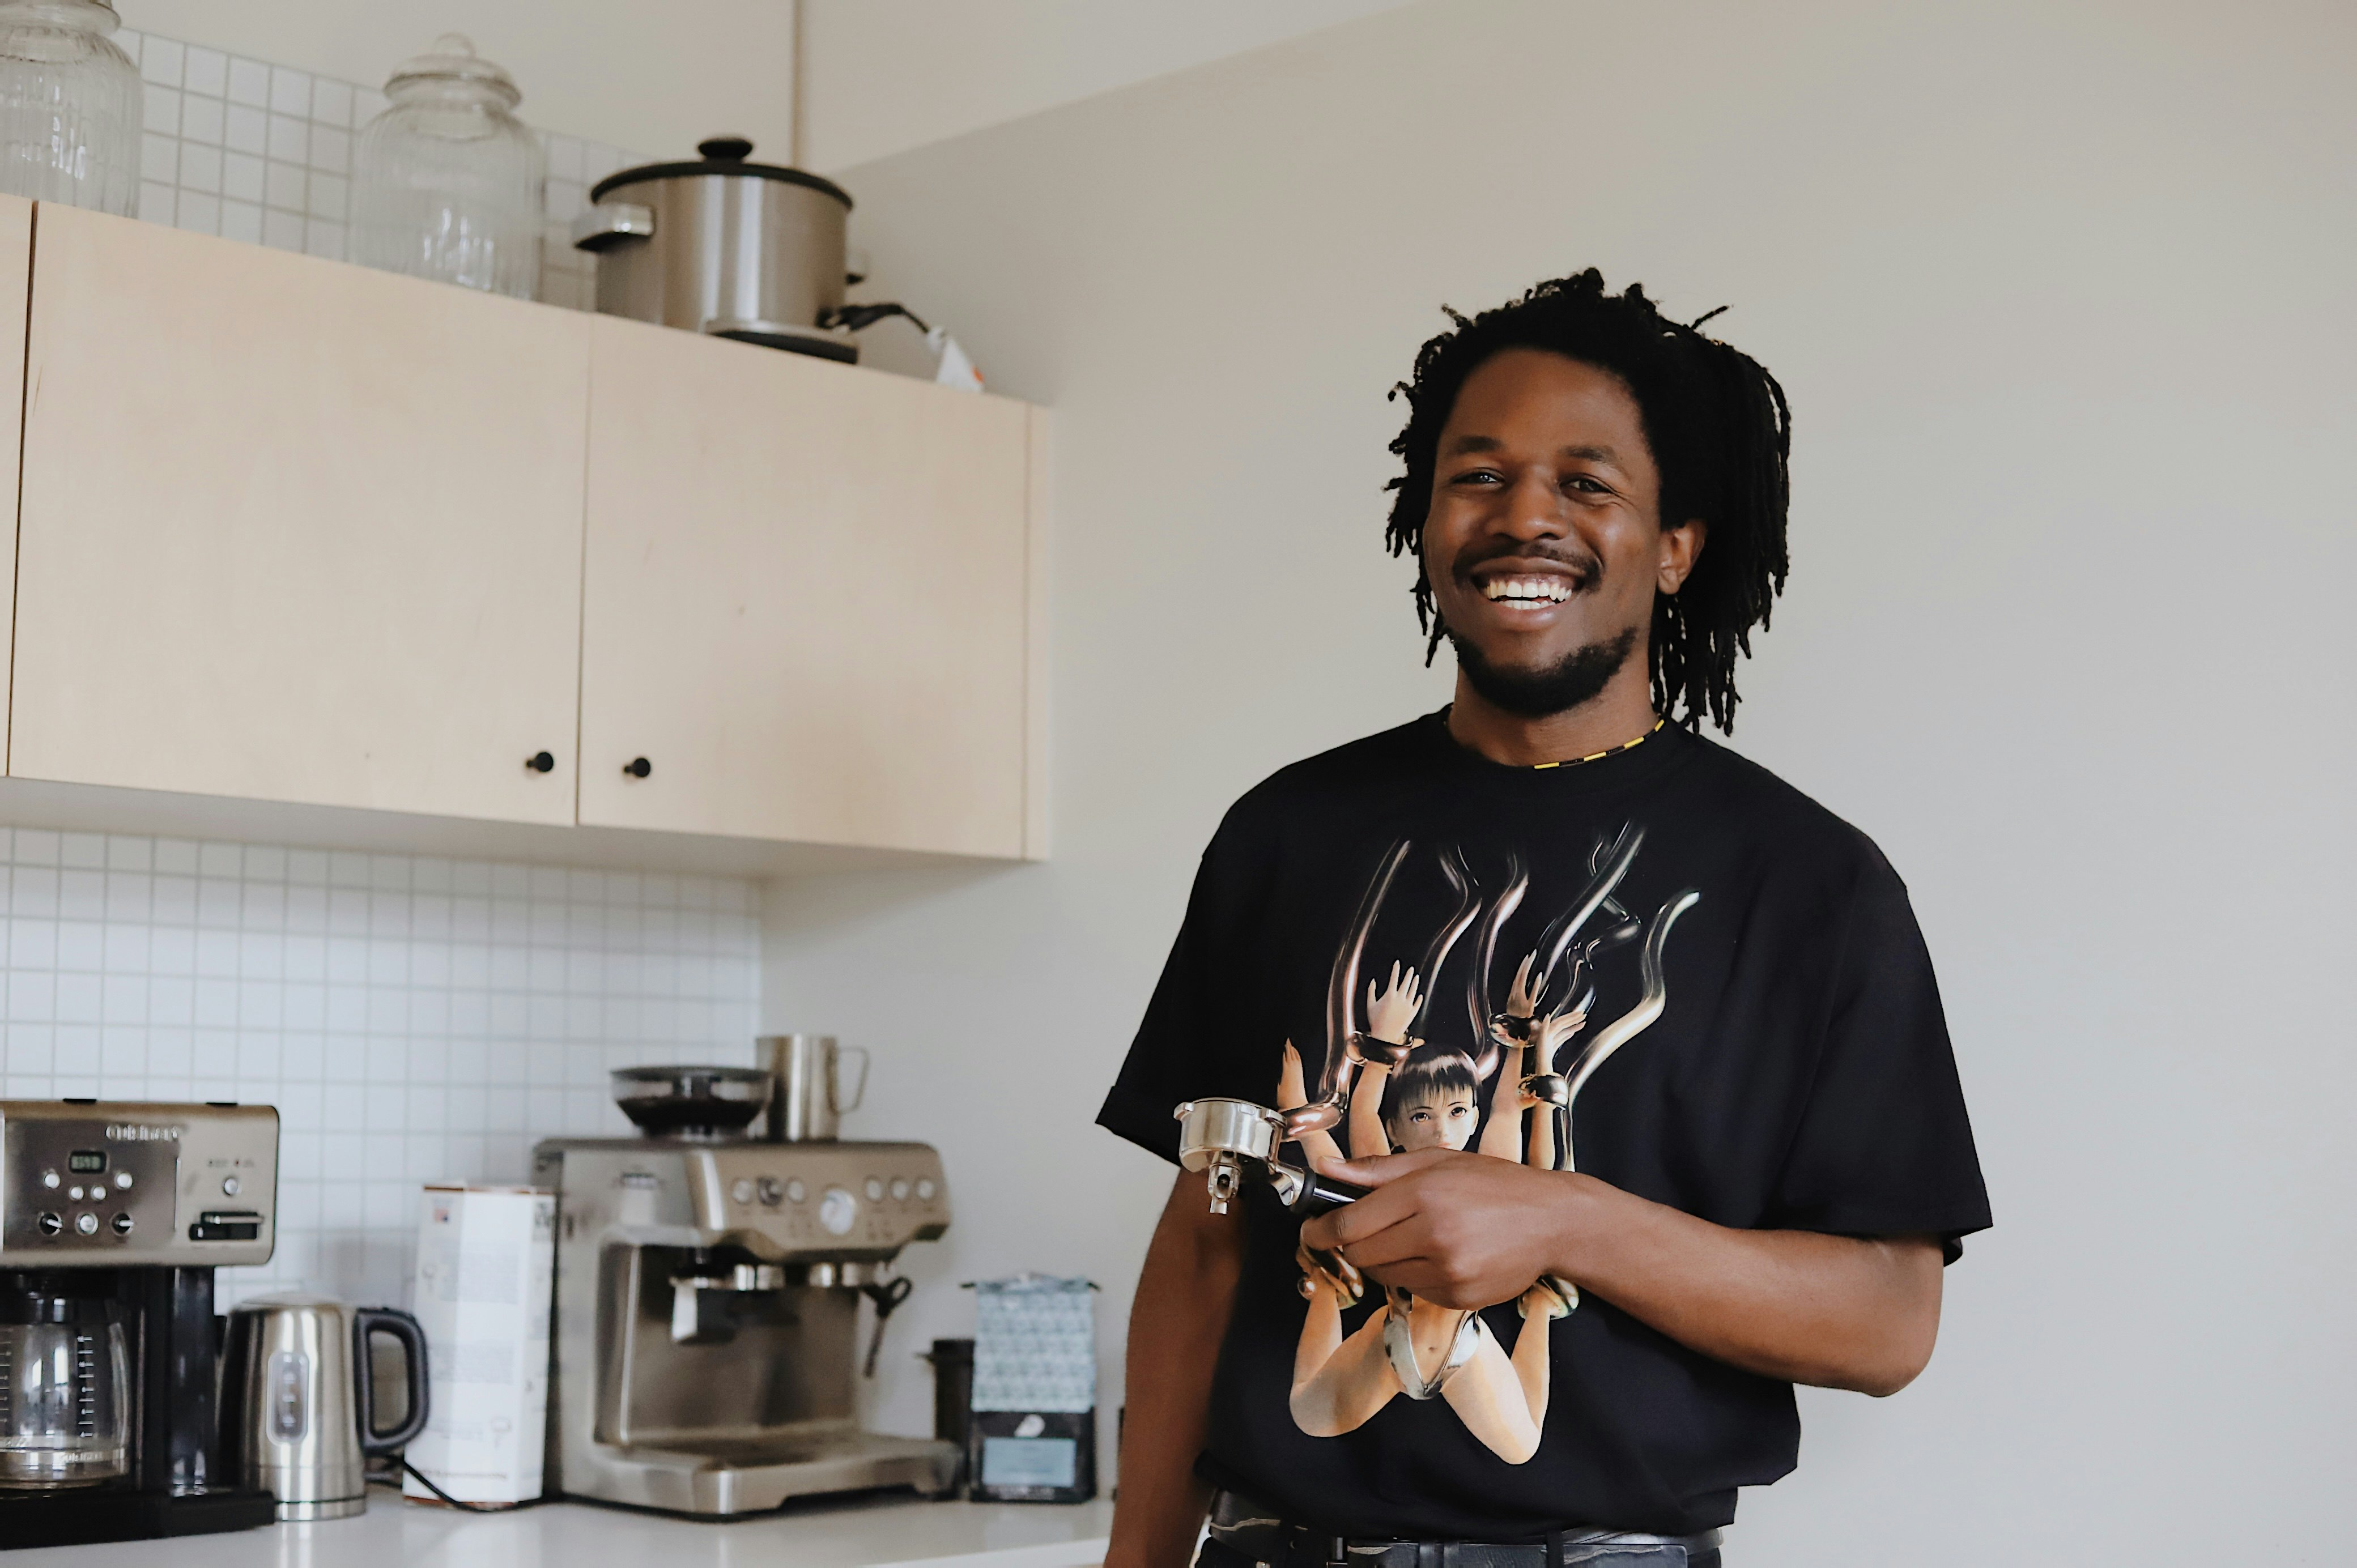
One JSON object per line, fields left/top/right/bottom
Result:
{"left": 759, "top": 1034, "right": 869, "bottom": 1142}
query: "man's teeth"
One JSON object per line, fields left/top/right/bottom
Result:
{"left": 1479, "top": 576, "right": 1573, "bottom": 604}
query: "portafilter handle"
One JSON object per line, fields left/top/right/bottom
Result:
{"left": 1173, "top": 1097, "right": 1370, "bottom": 1215}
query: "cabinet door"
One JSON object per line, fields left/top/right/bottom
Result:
{"left": 10, "top": 206, "right": 591, "bottom": 824}
{"left": 578, "top": 316, "right": 1032, "bottom": 857}
{"left": 0, "top": 197, "right": 31, "bottom": 742}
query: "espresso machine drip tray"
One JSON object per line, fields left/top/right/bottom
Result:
{"left": 532, "top": 1132, "right": 957, "bottom": 1515}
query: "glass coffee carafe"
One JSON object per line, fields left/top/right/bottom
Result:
{"left": 0, "top": 1273, "right": 131, "bottom": 1488}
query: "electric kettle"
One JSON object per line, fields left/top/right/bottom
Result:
{"left": 221, "top": 1296, "right": 429, "bottom": 1520}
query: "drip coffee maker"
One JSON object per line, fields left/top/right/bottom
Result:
{"left": 535, "top": 1061, "right": 956, "bottom": 1515}
{"left": 0, "top": 1100, "right": 279, "bottom": 1548}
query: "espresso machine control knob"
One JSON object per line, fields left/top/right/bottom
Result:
{"left": 756, "top": 1176, "right": 784, "bottom": 1207}
{"left": 818, "top": 1186, "right": 858, "bottom": 1237}
{"left": 730, "top": 1178, "right": 755, "bottom": 1205}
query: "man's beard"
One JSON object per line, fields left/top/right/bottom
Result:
{"left": 1449, "top": 625, "right": 1637, "bottom": 718}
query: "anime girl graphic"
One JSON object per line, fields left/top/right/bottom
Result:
{"left": 1270, "top": 828, "right": 1697, "bottom": 1465}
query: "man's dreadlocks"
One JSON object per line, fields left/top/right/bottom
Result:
{"left": 1383, "top": 269, "right": 1792, "bottom": 734}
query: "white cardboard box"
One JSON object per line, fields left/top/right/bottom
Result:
{"left": 402, "top": 1183, "right": 556, "bottom": 1506}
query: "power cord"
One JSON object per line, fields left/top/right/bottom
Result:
{"left": 366, "top": 1459, "right": 550, "bottom": 1513}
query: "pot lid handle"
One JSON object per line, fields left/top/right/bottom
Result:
{"left": 698, "top": 136, "right": 754, "bottom": 162}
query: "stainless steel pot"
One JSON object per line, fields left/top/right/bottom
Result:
{"left": 222, "top": 1296, "right": 428, "bottom": 1521}
{"left": 573, "top": 135, "right": 859, "bottom": 361}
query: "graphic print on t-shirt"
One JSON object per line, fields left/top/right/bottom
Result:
{"left": 1277, "top": 820, "right": 1697, "bottom": 1464}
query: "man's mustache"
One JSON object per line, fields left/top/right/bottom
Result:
{"left": 1446, "top": 541, "right": 1603, "bottom": 590}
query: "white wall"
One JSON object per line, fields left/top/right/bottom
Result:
{"left": 766, "top": 0, "right": 2355, "bottom": 1560}
{"left": 800, "top": 0, "right": 1414, "bottom": 170}
{"left": 125, "top": 0, "right": 795, "bottom": 158}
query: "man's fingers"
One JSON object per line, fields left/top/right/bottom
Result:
{"left": 1311, "top": 1147, "right": 1448, "bottom": 1189}
{"left": 1298, "top": 1174, "right": 1427, "bottom": 1251}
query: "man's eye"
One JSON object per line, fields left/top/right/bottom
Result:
{"left": 1450, "top": 468, "right": 1504, "bottom": 486}
{"left": 1565, "top": 475, "right": 1609, "bottom": 495}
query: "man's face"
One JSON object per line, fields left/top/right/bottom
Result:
{"left": 1420, "top": 348, "right": 1703, "bottom": 713}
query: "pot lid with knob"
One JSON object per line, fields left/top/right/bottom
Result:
{"left": 590, "top": 135, "right": 852, "bottom": 210}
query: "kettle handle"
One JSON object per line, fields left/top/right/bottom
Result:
{"left": 353, "top": 1307, "right": 432, "bottom": 1455}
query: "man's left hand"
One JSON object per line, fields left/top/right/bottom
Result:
{"left": 1299, "top": 1148, "right": 1584, "bottom": 1311}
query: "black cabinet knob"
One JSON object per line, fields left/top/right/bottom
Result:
{"left": 624, "top": 757, "right": 652, "bottom": 779}
{"left": 525, "top": 751, "right": 555, "bottom": 774}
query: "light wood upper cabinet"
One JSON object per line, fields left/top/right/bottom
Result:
{"left": 576, "top": 315, "right": 1037, "bottom": 858}
{"left": 0, "top": 196, "right": 32, "bottom": 745}
{"left": 9, "top": 206, "right": 592, "bottom": 825}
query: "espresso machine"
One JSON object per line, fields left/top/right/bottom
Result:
{"left": 0, "top": 1100, "right": 280, "bottom": 1549}
{"left": 534, "top": 1047, "right": 956, "bottom": 1516}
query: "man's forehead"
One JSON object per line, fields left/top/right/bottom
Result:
{"left": 1441, "top": 431, "right": 1624, "bottom": 465}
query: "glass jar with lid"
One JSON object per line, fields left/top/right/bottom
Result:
{"left": 351, "top": 33, "right": 543, "bottom": 299}
{"left": 0, "top": 0, "right": 138, "bottom": 214}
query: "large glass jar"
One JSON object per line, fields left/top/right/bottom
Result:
{"left": 0, "top": 0, "right": 138, "bottom": 214}
{"left": 350, "top": 34, "right": 543, "bottom": 299}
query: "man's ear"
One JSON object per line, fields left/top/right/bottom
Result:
{"left": 1659, "top": 518, "right": 1707, "bottom": 594}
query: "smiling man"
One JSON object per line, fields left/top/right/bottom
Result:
{"left": 1096, "top": 272, "right": 1991, "bottom": 1568}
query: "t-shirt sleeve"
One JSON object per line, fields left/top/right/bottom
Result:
{"left": 1096, "top": 809, "right": 1278, "bottom": 1164}
{"left": 1767, "top": 845, "right": 1993, "bottom": 1262}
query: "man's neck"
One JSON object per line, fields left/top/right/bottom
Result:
{"left": 1445, "top": 666, "right": 1662, "bottom": 768}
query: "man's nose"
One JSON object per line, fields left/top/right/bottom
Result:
{"left": 1499, "top": 470, "right": 1566, "bottom": 539}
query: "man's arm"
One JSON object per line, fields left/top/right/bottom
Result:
{"left": 1299, "top": 1150, "right": 1942, "bottom": 1396}
{"left": 1106, "top": 1172, "right": 1248, "bottom": 1568}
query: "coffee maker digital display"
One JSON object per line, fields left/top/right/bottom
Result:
{"left": 0, "top": 1100, "right": 280, "bottom": 1549}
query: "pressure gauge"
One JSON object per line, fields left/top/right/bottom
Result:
{"left": 818, "top": 1186, "right": 858, "bottom": 1237}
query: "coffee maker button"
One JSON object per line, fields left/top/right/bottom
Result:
{"left": 68, "top": 1186, "right": 84, "bottom": 1201}
{"left": 785, "top": 1179, "right": 807, "bottom": 1204}
{"left": 916, "top": 1177, "right": 937, "bottom": 1201}
{"left": 222, "top": 1175, "right": 241, "bottom": 1196}
{"left": 730, "top": 1178, "right": 755, "bottom": 1205}
{"left": 890, "top": 1177, "right": 910, "bottom": 1201}
{"left": 115, "top": 1171, "right": 132, "bottom": 1189}
{"left": 756, "top": 1176, "right": 785, "bottom": 1206}
{"left": 36, "top": 1212, "right": 61, "bottom": 1235}
{"left": 111, "top": 1213, "right": 134, "bottom": 1236}
{"left": 74, "top": 1212, "right": 99, "bottom": 1235}
{"left": 40, "top": 1170, "right": 58, "bottom": 1189}
{"left": 863, "top": 1178, "right": 884, "bottom": 1202}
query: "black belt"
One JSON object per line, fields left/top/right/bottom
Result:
{"left": 1205, "top": 1491, "right": 1722, "bottom": 1568}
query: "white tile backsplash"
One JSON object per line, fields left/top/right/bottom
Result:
{"left": 0, "top": 828, "right": 761, "bottom": 1310}
{"left": 115, "top": 25, "right": 642, "bottom": 309}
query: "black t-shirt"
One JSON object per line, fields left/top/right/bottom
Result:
{"left": 1096, "top": 712, "right": 1990, "bottom": 1541}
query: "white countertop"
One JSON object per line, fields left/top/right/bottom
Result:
{"left": 9, "top": 1491, "right": 1114, "bottom": 1568}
